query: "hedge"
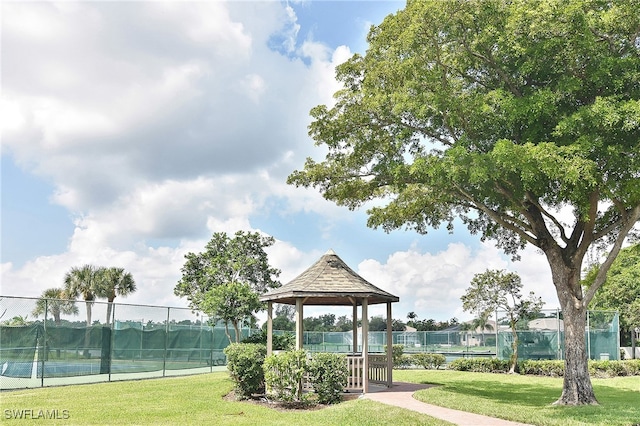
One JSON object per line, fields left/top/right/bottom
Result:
{"left": 448, "top": 358, "right": 640, "bottom": 377}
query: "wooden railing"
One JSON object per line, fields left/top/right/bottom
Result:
{"left": 299, "top": 354, "right": 389, "bottom": 392}
{"left": 368, "top": 354, "right": 388, "bottom": 385}
{"left": 346, "top": 355, "right": 363, "bottom": 390}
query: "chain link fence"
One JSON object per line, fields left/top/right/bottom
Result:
{"left": 1, "top": 296, "right": 620, "bottom": 389}
{"left": 0, "top": 296, "right": 255, "bottom": 390}
{"left": 301, "top": 309, "right": 620, "bottom": 363}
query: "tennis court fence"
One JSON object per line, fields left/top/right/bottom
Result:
{"left": 0, "top": 296, "right": 620, "bottom": 390}
{"left": 0, "top": 295, "right": 256, "bottom": 390}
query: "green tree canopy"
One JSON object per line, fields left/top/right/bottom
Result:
{"left": 201, "top": 281, "right": 261, "bottom": 343}
{"left": 175, "top": 231, "right": 281, "bottom": 340}
{"left": 64, "top": 264, "right": 102, "bottom": 327}
{"left": 174, "top": 231, "right": 281, "bottom": 311}
{"left": 288, "top": 0, "right": 640, "bottom": 405}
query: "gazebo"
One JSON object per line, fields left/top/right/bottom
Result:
{"left": 260, "top": 249, "right": 399, "bottom": 393}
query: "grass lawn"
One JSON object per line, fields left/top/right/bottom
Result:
{"left": 0, "top": 372, "right": 450, "bottom": 425}
{"left": 395, "top": 369, "right": 640, "bottom": 426}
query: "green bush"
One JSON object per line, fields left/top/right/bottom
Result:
{"left": 384, "top": 344, "right": 406, "bottom": 368}
{"left": 621, "top": 359, "right": 640, "bottom": 375}
{"left": 447, "top": 358, "right": 640, "bottom": 377}
{"left": 412, "top": 353, "right": 446, "bottom": 370}
{"left": 396, "top": 354, "right": 413, "bottom": 369}
{"left": 520, "top": 360, "right": 565, "bottom": 377}
{"left": 448, "top": 357, "right": 510, "bottom": 373}
{"left": 590, "top": 359, "right": 640, "bottom": 377}
{"left": 223, "top": 343, "right": 267, "bottom": 399}
{"left": 307, "top": 353, "right": 348, "bottom": 404}
{"left": 242, "top": 330, "right": 295, "bottom": 351}
{"left": 263, "top": 350, "right": 308, "bottom": 402}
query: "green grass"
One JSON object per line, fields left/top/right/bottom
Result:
{"left": 0, "top": 372, "right": 450, "bottom": 425}
{"left": 395, "top": 369, "right": 640, "bottom": 426}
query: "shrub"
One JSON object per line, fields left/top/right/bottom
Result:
{"left": 412, "top": 353, "right": 446, "bottom": 370}
{"left": 307, "top": 353, "right": 348, "bottom": 404}
{"left": 242, "top": 330, "right": 295, "bottom": 351}
{"left": 621, "top": 359, "right": 640, "bottom": 376}
{"left": 589, "top": 359, "right": 640, "bottom": 377}
{"left": 263, "top": 350, "right": 308, "bottom": 402}
{"left": 396, "top": 354, "right": 413, "bottom": 369}
{"left": 223, "top": 343, "right": 266, "bottom": 399}
{"left": 449, "top": 358, "right": 640, "bottom": 377}
{"left": 448, "top": 357, "right": 510, "bottom": 373}
{"left": 520, "top": 360, "right": 564, "bottom": 377}
{"left": 384, "top": 344, "right": 406, "bottom": 368}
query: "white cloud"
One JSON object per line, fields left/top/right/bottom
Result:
{"left": 0, "top": 1, "right": 567, "bottom": 328}
{"left": 357, "top": 243, "right": 558, "bottom": 322}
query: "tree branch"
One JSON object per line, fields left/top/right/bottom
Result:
{"left": 455, "top": 184, "right": 539, "bottom": 246}
{"left": 525, "top": 192, "right": 570, "bottom": 243}
{"left": 583, "top": 204, "right": 640, "bottom": 307}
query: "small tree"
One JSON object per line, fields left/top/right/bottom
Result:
{"left": 461, "top": 269, "right": 543, "bottom": 373}
{"left": 201, "top": 281, "right": 261, "bottom": 343}
{"left": 175, "top": 231, "right": 280, "bottom": 334}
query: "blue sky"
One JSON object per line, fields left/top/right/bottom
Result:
{"left": 1, "top": 0, "right": 558, "bottom": 323}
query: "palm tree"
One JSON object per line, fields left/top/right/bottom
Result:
{"left": 98, "top": 267, "right": 136, "bottom": 325}
{"left": 64, "top": 265, "right": 102, "bottom": 327}
{"left": 471, "top": 311, "right": 494, "bottom": 347}
{"left": 64, "top": 265, "right": 102, "bottom": 357}
{"left": 32, "top": 288, "right": 79, "bottom": 325}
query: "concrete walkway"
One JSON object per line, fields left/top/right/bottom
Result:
{"left": 363, "top": 382, "right": 533, "bottom": 426}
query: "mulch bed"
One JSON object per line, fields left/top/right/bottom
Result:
{"left": 223, "top": 390, "right": 360, "bottom": 412}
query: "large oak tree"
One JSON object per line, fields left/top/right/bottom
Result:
{"left": 288, "top": 0, "right": 640, "bottom": 405}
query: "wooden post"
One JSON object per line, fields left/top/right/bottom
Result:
{"left": 295, "top": 298, "right": 304, "bottom": 350}
{"left": 362, "top": 297, "right": 369, "bottom": 393}
{"left": 267, "top": 301, "right": 273, "bottom": 356}
{"left": 352, "top": 302, "right": 358, "bottom": 353}
{"left": 386, "top": 301, "right": 393, "bottom": 387}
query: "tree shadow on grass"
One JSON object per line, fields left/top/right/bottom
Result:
{"left": 414, "top": 378, "right": 559, "bottom": 407}
{"left": 413, "top": 378, "right": 640, "bottom": 426}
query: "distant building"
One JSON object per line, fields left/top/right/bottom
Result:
{"left": 528, "top": 318, "right": 564, "bottom": 331}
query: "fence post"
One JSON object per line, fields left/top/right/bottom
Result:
{"left": 108, "top": 303, "right": 116, "bottom": 382}
{"left": 495, "top": 309, "right": 499, "bottom": 359}
{"left": 556, "top": 308, "right": 561, "bottom": 360}
{"left": 163, "top": 307, "right": 170, "bottom": 377}
{"left": 587, "top": 310, "right": 591, "bottom": 360}
{"left": 41, "top": 299, "right": 47, "bottom": 388}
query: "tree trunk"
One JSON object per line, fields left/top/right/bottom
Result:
{"left": 233, "top": 321, "right": 241, "bottom": 343}
{"left": 555, "top": 302, "right": 597, "bottom": 405}
{"left": 223, "top": 323, "right": 232, "bottom": 344}
{"left": 84, "top": 301, "right": 92, "bottom": 358}
{"left": 547, "top": 252, "right": 598, "bottom": 405}
{"left": 106, "top": 299, "right": 114, "bottom": 326}
{"left": 632, "top": 329, "right": 636, "bottom": 360}
{"left": 509, "top": 321, "right": 518, "bottom": 374}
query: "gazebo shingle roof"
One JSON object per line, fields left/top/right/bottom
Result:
{"left": 260, "top": 249, "right": 399, "bottom": 306}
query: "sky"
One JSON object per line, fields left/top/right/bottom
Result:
{"left": 1, "top": 0, "right": 563, "bottom": 325}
